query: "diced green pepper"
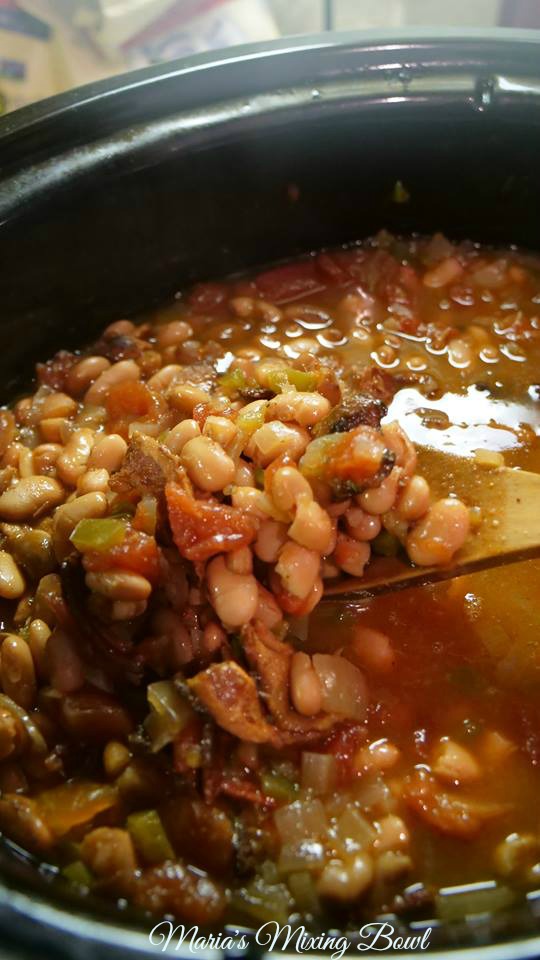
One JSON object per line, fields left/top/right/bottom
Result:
{"left": 288, "top": 870, "right": 320, "bottom": 913}
{"left": 127, "top": 809, "right": 174, "bottom": 864}
{"left": 260, "top": 771, "right": 299, "bottom": 802}
{"left": 236, "top": 401, "right": 266, "bottom": 436}
{"left": 254, "top": 467, "right": 265, "bottom": 489}
{"left": 371, "top": 530, "right": 400, "bottom": 557}
{"left": 70, "top": 518, "right": 128, "bottom": 553}
{"left": 267, "top": 367, "right": 319, "bottom": 394}
{"left": 62, "top": 860, "right": 93, "bottom": 887}
{"left": 219, "top": 368, "right": 248, "bottom": 396}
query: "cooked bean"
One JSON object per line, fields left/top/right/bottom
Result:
{"left": 374, "top": 814, "right": 409, "bottom": 852}
{"left": 181, "top": 436, "right": 235, "bottom": 492}
{"left": 56, "top": 428, "right": 95, "bottom": 486}
{"left": 275, "top": 542, "right": 320, "bottom": 600}
{"left": 359, "top": 467, "right": 401, "bottom": 515}
{"left": 103, "top": 741, "right": 131, "bottom": 779}
{"left": 0, "top": 794, "right": 53, "bottom": 852}
{"left": 290, "top": 651, "right": 322, "bottom": 716}
{"left": 76, "top": 467, "right": 110, "bottom": 495}
{"left": 432, "top": 738, "right": 481, "bottom": 784}
{"left": 231, "top": 486, "right": 275, "bottom": 518}
{"left": 104, "top": 319, "right": 135, "bottom": 338}
{"left": 85, "top": 570, "right": 152, "bottom": 602}
{"left": 66, "top": 356, "right": 111, "bottom": 396}
{"left": 0, "top": 634, "right": 36, "bottom": 709}
{"left": 41, "top": 392, "right": 77, "bottom": 420}
{"left": 350, "top": 626, "right": 395, "bottom": 674}
{"left": 156, "top": 320, "right": 193, "bottom": 350}
{"left": 225, "top": 546, "right": 253, "bottom": 575}
{"left": 28, "top": 619, "right": 51, "bottom": 679}
{"left": 60, "top": 690, "right": 134, "bottom": 741}
{"left": 111, "top": 599, "right": 148, "bottom": 621}
{"left": 84, "top": 359, "right": 140, "bottom": 405}
{"left": 255, "top": 583, "right": 283, "bottom": 629}
{"left": 0, "top": 476, "right": 64, "bottom": 521}
{"left": 345, "top": 506, "right": 382, "bottom": 541}
{"left": 206, "top": 555, "right": 258, "bottom": 627}
{"left": 88, "top": 433, "right": 127, "bottom": 473}
{"left": 202, "top": 621, "right": 227, "bottom": 654}
{"left": 396, "top": 474, "right": 430, "bottom": 521}
{"left": 317, "top": 853, "right": 374, "bottom": 901}
{"left": 270, "top": 465, "right": 313, "bottom": 515}
{"left": 288, "top": 498, "right": 333, "bottom": 554}
{"left": 46, "top": 628, "right": 85, "bottom": 693}
{"left": 17, "top": 446, "right": 34, "bottom": 479}
{"left": 39, "top": 417, "right": 65, "bottom": 444}
{"left": 494, "top": 833, "right": 540, "bottom": 878}
{"left": 146, "top": 364, "right": 183, "bottom": 392}
{"left": 203, "top": 415, "right": 238, "bottom": 450}
{"left": 356, "top": 739, "right": 401, "bottom": 773}
{"left": 33, "top": 442, "right": 63, "bottom": 475}
{"left": 0, "top": 707, "right": 24, "bottom": 761}
{"left": 162, "top": 419, "right": 200, "bottom": 454}
{"left": 255, "top": 358, "right": 288, "bottom": 388}
{"left": 382, "top": 421, "right": 417, "bottom": 479}
{"left": 254, "top": 519, "right": 289, "bottom": 563}
{"left": 406, "top": 497, "right": 470, "bottom": 566}
{"left": 0, "top": 551, "right": 25, "bottom": 599}
{"left": 266, "top": 391, "right": 330, "bottom": 426}
{"left": 333, "top": 534, "right": 370, "bottom": 577}
{"left": 53, "top": 491, "right": 108, "bottom": 561}
{"left": 168, "top": 383, "right": 210, "bottom": 413}
{"left": 234, "top": 459, "right": 255, "bottom": 487}
{"left": 81, "top": 826, "right": 137, "bottom": 882}
{"left": 423, "top": 256, "right": 463, "bottom": 288}
{"left": 247, "top": 421, "right": 310, "bottom": 466}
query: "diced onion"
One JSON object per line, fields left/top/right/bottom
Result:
{"left": 301, "top": 752, "right": 336, "bottom": 795}
{"left": 278, "top": 839, "right": 325, "bottom": 874}
{"left": 274, "top": 798, "right": 328, "bottom": 844}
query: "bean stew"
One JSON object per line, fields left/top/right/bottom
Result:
{"left": 0, "top": 232, "right": 539, "bottom": 931}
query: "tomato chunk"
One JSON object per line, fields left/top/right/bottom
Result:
{"left": 165, "top": 482, "right": 257, "bottom": 563}
{"left": 83, "top": 528, "right": 160, "bottom": 583}
{"left": 106, "top": 381, "right": 156, "bottom": 437}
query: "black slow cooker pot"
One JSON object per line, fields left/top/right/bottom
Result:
{"left": 1, "top": 27, "right": 540, "bottom": 960}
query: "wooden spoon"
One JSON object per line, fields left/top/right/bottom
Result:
{"left": 323, "top": 450, "right": 540, "bottom": 600}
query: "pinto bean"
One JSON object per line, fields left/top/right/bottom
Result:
{"left": 270, "top": 466, "right": 313, "bottom": 515}
{"left": 46, "top": 628, "right": 85, "bottom": 694}
{"left": 206, "top": 555, "right": 258, "bottom": 628}
{"left": 254, "top": 519, "right": 289, "bottom": 563}
{"left": 359, "top": 467, "right": 401, "bottom": 515}
{"left": 333, "top": 534, "right": 370, "bottom": 577}
{"left": 317, "top": 853, "right": 374, "bottom": 901}
{"left": 88, "top": 433, "right": 127, "bottom": 473}
{"left": 290, "top": 652, "right": 322, "bottom": 716}
{"left": 0, "top": 634, "right": 36, "bottom": 709}
{"left": 288, "top": 499, "right": 334, "bottom": 554}
{"left": 156, "top": 320, "right": 193, "bottom": 350}
{"left": 0, "top": 552, "right": 25, "bottom": 599}
{"left": 275, "top": 542, "right": 320, "bottom": 600}
{"left": 84, "top": 360, "right": 140, "bottom": 405}
{"left": 266, "top": 391, "right": 330, "bottom": 427}
{"left": 41, "top": 392, "right": 77, "bottom": 420}
{"left": 345, "top": 507, "right": 382, "bottom": 541}
{"left": 56, "top": 429, "right": 95, "bottom": 486}
{"left": 396, "top": 474, "right": 430, "bottom": 521}
{"left": 85, "top": 570, "right": 152, "bottom": 602}
{"left": 406, "top": 497, "right": 470, "bottom": 566}
{"left": 163, "top": 420, "right": 200, "bottom": 455}
{"left": 0, "top": 477, "right": 64, "bottom": 521}
{"left": 181, "top": 436, "right": 235, "bottom": 492}
{"left": 66, "top": 356, "right": 111, "bottom": 396}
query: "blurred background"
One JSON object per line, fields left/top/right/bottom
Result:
{"left": 1, "top": 0, "right": 538, "bottom": 114}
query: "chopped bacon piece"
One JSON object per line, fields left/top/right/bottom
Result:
{"left": 188, "top": 661, "right": 277, "bottom": 745}
{"left": 242, "top": 620, "right": 336, "bottom": 741}
{"left": 165, "top": 482, "right": 257, "bottom": 563}
{"left": 109, "top": 433, "right": 179, "bottom": 504}
{"left": 256, "top": 261, "right": 325, "bottom": 303}
{"left": 83, "top": 528, "right": 160, "bottom": 583}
